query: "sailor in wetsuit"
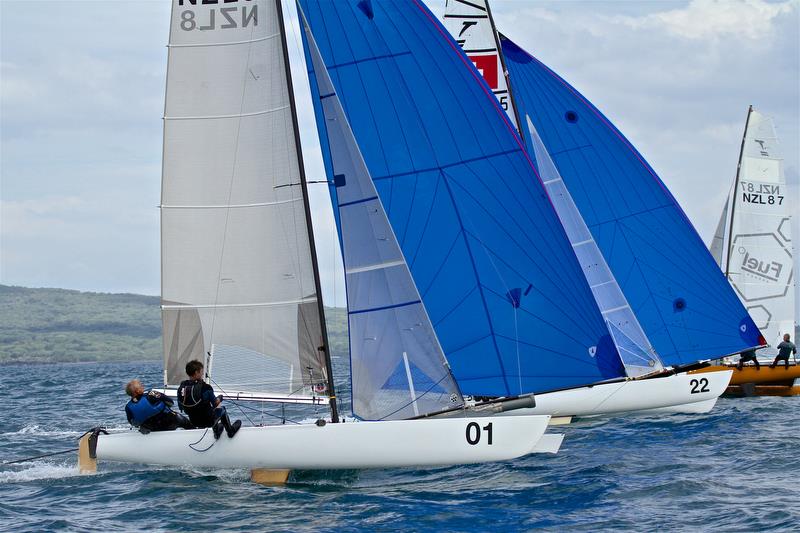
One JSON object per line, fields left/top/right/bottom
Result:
{"left": 770, "top": 334, "right": 797, "bottom": 369}
{"left": 177, "top": 360, "right": 241, "bottom": 439}
{"left": 737, "top": 348, "right": 760, "bottom": 370}
{"left": 124, "top": 379, "right": 193, "bottom": 433}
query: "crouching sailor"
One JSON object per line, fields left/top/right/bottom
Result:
{"left": 178, "top": 360, "right": 242, "bottom": 440}
{"left": 124, "top": 379, "right": 193, "bottom": 433}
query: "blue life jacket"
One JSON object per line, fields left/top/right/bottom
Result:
{"left": 127, "top": 395, "right": 169, "bottom": 426}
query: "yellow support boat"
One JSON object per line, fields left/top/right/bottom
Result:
{"left": 692, "top": 364, "right": 800, "bottom": 396}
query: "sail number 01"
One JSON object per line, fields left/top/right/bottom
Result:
{"left": 465, "top": 422, "right": 493, "bottom": 445}
{"left": 689, "top": 378, "right": 710, "bottom": 394}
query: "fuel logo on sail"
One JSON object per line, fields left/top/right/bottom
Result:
{"left": 731, "top": 233, "right": 793, "bottom": 304}
{"left": 740, "top": 250, "right": 783, "bottom": 282}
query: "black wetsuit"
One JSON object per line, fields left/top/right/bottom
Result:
{"left": 737, "top": 349, "right": 760, "bottom": 370}
{"left": 178, "top": 379, "right": 240, "bottom": 438}
{"left": 125, "top": 390, "right": 193, "bottom": 432}
{"left": 177, "top": 379, "right": 219, "bottom": 428}
{"left": 770, "top": 341, "right": 797, "bottom": 368}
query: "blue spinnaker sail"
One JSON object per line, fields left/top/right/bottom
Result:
{"left": 300, "top": 0, "right": 624, "bottom": 396}
{"left": 525, "top": 116, "right": 663, "bottom": 377}
{"left": 302, "top": 11, "right": 464, "bottom": 420}
{"left": 500, "top": 34, "right": 763, "bottom": 365}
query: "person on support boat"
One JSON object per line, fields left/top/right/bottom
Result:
{"left": 737, "top": 348, "right": 760, "bottom": 370}
{"left": 770, "top": 334, "right": 797, "bottom": 369}
{"left": 124, "top": 379, "right": 193, "bottom": 433}
{"left": 177, "top": 360, "right": 241, "bottom": 439}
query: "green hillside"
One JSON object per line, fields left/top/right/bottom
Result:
{"left": 0, "top": 285, "right": 347, "bottom": 364}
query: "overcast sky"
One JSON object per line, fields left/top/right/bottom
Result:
{"left": 1, "top": 0, "right": 798, "bottom": 313}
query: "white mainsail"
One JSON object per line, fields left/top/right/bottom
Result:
{"left": 443, "top": 0, "right": 521, "bottom": 133}
{"left": 715, "top": 106, "right": 796, "bottom": 355}
{"left": 710, "top": 197, "right": 730, "bottom": 266}
{"left": 160, "top": 0, "right": 331, "bottom": 401}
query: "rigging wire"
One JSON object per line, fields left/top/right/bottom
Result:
{"left": 3, "top": 428, "right": 103, "bottom": 465}
{"left": 2, "top": 448, "right": 78, "bottom": 466}
{"left": 206, "top": 376, "right": 309, "bottom": 426}
{"left": 377, "top": 373, "right": 455, "bottom": 421}
{"left": 208, "top": 376, "right": 257, "bottom": 427}
{"left": 226, "top": 400, "right": 303, "bottom": 425}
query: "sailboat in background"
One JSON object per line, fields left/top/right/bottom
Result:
{"left": 441, "top": 0, "right": 757, "bottom": 415}
{"left": 710, "top": 106, "right": 796, "bottom": 353}
{"left": 299, "top": 0, "right": 729, "bottom": 420}
{"left": 702, "top": 106, "right": 799, "bottom": 395}
{"left": 79, "top": 0, "right": 551, "bottom": 476}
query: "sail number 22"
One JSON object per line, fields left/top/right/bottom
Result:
{"left": 465, "top": 422, "right": 493, "bottom": 445}
{"left": 689, "top": 378, "right": 710, "bottom": 394}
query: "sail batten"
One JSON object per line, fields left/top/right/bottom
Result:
{"left": 163, "top": 298, "right": 316, "bottom": 310}
{"left": 168, "top": 33, "right": 281, "bottom": 48}
{"left": 164, "top": 105, "right": 291, "bottom": 121}
{"left": 162, "top": 198, "right": 301, "bottom": 209}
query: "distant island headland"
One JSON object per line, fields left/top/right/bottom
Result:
{"left": 0, "top": 285, "right": 346, "bottom": 364}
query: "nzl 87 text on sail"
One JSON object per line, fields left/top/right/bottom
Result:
{"left": 178, "top": 0, "right": 258, "bottom": 32}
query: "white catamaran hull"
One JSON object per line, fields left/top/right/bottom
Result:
{"left": 95, "top": 416, "right": 550, "bottom": 469}
{"left": 640, "top": 398, "right": 719, "bottom": 415}
{"left": 503, "top": 370, "right": 732, "bottom": 418}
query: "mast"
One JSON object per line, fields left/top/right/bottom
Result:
{"left": 486, "top": 11, "right": 525, "bottom": 142}
{"left": 276, "top": 0, "right": 338, "bottom": 422}
{"left": 723, "top": 105, "right": 753, "bottom": 279}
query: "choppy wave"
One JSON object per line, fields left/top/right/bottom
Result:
{"left": 1, "top": 361, "right": 798, "bottom": 531}
{"left": 6, "top": 425, "right": 85, "bottom": 438}
{"left": 0, "top": 462, "right": 81, "bottom": 484}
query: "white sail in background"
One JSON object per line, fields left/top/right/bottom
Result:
{"left": 717, "top": 106, "right": 795, "bottom": 355}
{"left": 526, "top": 117, "right": 663, "bottom": 377}
{"left": 443, "top": 0, "right": 521, "bottom": 132}
{"left": 303, "top": 12, "right": 464, "bottom": 420}
{"left": 160, "top": 0, "right": 330, "bottom": 398}
{"left": 710, "top": 196, "right": 730, "bottom": 266}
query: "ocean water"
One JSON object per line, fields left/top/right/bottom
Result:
{"left": 1, "top": 361, "right": 798, "bottom": 532}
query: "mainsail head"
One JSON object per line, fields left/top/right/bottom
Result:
{"left": 160, "top": 0, "right": 332, "bottom": 401}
